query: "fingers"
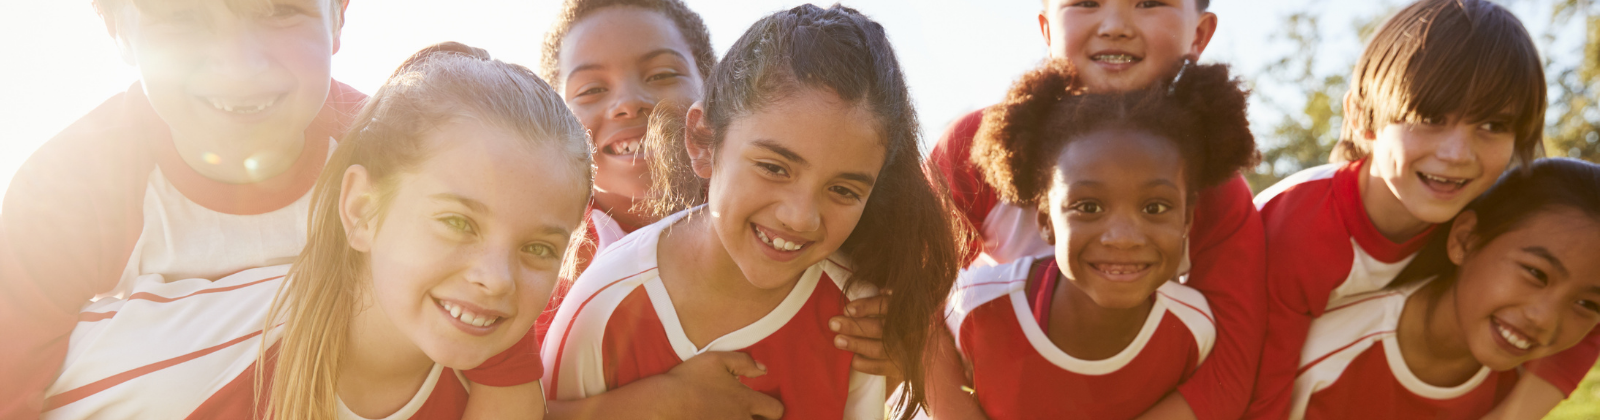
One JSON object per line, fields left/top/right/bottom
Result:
{"left": 829, "top": 315, "right": 883, "bottom": 339}
{"left": 845, "top": 294, "right": 890, "bottom": 318}
{"left": 834, "top": 334, "right": 888, "bottom": 360}
{"left": 703, "top": 351, "right": 769, "bottom": 378}
{"left": 850, "top": 355, "right": 902, "bottom": 377}
{"left": 742, "top": 387, "right": 785, "bottom": 420}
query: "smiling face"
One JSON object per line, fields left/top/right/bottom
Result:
{"left": 1045, "top": 129, "right": 1189, "bottom": 309}
{"left": 1449, "top": 208, "right": 1600, "bottom": 371}
{"left": 1042, "top": 0, "right": 1214, "bottom": 92}
{"left": 559, "top": 6, "right": 705, "bottom": 216}
{"left": 1366, "top": 115, "right": 1517, "bottom": 225}
{"left": 350, "top": 120, "right": 588, "bottom": 369}
{"left": 112, "top": 0, "right": 340, "bottom": 164}
{"left": 698, "top": 88, "right": 885, "bottom": 289}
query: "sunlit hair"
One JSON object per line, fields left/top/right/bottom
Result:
{"left": 1334, "top": 0, "right": 1545, "bottom": 165}
{"left": 93, "top": 0, "right": 348, "bottom": 22}
{"left": 1038, "top": 0, "right": 1210, "bottom": 12}
{"left": 539, "top": 0, "right": 716, "bottom": 91}
{"left": 257, "top": 42, "right": 590, "bottom": 420}
{"left": 642, "top": 5, "right": 966, "bottom": 418}
{"left": 1393, "top": 158, "right": 1600, "bottom": 289}
{"left": 971, "top": 59, "right": 1257, "bottom": 209}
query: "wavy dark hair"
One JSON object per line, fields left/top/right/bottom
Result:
{"left": 971, "top": 59, "right": 1257, "bottom": 208}
{"left": 539, "top": 0, "right": 716, "bottom": 92}
{"left": 642, "top": 4, "right": 964, "bottom": 418}
{"left": 1392, "top": 158, "right": 1600, "bottom": 289}
{"left": 1334, "top": 0, "right": 1545, "bottom": 166}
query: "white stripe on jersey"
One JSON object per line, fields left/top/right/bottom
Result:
{"left": 1254, "top": 162, "right": 1339, "bottom": 210}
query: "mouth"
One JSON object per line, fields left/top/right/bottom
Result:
{"left": 752, "top": 223, "right": 814, "bottom": 263}
{"left": 600, "top": 127, "right": 649, "bottom": 157}
{"left": 201, "top": 94, "right": 283, "bottom": 115}
{"left": 1090, "top": 51, "right": 1144, "bottom": 67}
{"left": 602, "top": 137, "right": 642, "bottom": 156}
{"left": 1088, "top": 262, "right": 1154, "bottom": 282}
{"left": 434, "top": 297, "right": 507, "bottom": 335}
{"left": 1491, "top": 317, "right": 1535, "bottom": 355}
{"left": 1417, "top": 171, "right": 1472, "bottom": 194}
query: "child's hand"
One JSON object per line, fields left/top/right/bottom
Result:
{"left": 659, "top": 351, "right": 785, "bottom": 420}
{"left": 829, "top": 292, "right": 904, "bottom": 384}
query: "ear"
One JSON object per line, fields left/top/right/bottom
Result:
{"left": 1188, "top": 12, "right": 1218, "bottom": 58}
{"left": 1342, "top": 90, "right": 1376, "bottom": 141}
{"left": 1446, "top": 210, "right": 1478, "bottom": 265}
{"left": 339, "top": 165, "right": 378, "bottom": 253}
{"left": 1037, "top": 12, "right": 1052, "bottom": 49}
{"left": 97, "top": 7, "right": 137, "bottom": 66}
{"left": 1036, "top": 207, "right": 1056, "bottom": 245}
{"left": 684, "top": 101, "right": 716, "bottom": 179}
{"left": 331, "top": 0, "right": 348, "bottom": 55}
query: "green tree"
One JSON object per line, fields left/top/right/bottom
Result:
{"left": 1542, "top": 0, "right": 1600, "bottom": 161}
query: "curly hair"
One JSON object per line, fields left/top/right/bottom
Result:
{"left": 539, "top": 0, "right": 716, "bottom": 91}
{"left": 971, "top": 59, "right": 1257, "bottom": 206}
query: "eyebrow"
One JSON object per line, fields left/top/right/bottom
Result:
{"left": 430, "top": 193, "right": 490, "bottom": 215}
{"left": 565, "top": 49, "right": 689, "bottom": 85}
{"left": 1523, "top": 246, "right": 1570, "bottom": 278}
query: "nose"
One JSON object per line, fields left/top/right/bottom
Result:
{"left": 1434, "top": 126, "right": 1476, "bottom": 165}
{"left": 205, "top": 24, "right": 272, "bottom": 79}
{"left": 608, "top": 81, "right": 655, "bottom": 121}
{"left": 1097, "top": 3, "right": 1135, "bottom": 40}
{"left": 1522, "top": 297, "right": 1560, "bottom": 346}
{"left": 776, "top": 192, "right": 822, "bottom": 234}
{"left": 1099, "top": 213, "right": 1147, "bottom": 250}
{"left": 463, "top": 247, "right": 516, "bottom": 296}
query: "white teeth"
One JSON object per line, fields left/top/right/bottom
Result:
{"left": 440, "top": 300, "right": 498, "bottom": 328}
{"left": 775, "top": 237, "right": 790, "bottom": 250}
{"left": 1093, "top": 54, "right": 1138, "bottom": 64}
{"left": 607, "top": 140, "right": 641, "bottom": 155}
{"left": 207, "top": 97, "right": 276, "bottom": 114}
{"left": 1497, "top": 323, "right": 1532, "bottom": 350}
{"left": 1421, "top": 173, "right": 1469, "bottom": 186}
{"left": 756, "top": 228, "right": 804, "bottom": 252}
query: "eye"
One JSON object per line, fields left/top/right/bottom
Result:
{"left": 1417, "top": 116, "right": 1446, "bottom": 126}
{"left": 1143, "top": 202, "right": 1172, "bottom": 215}
{"left": 1070, "top": 201, "right": 1104, "bottom": 214}
{"left": 574, "top": 86, "right": 608, "bottom": 98}
{"left": 1069, "top": 0, "right": 1101, "bottom": 7}
{"left": 646, "top": 70, "right": 683, "bottom": 83}
{"left": 1523, "top": 264, "right": 1549, "bottom": 286}
{"left": 1136, "top": 0, "right": 1166, "bottom": 7}
{"left": 1478, "top": 121, "right": 1511, "bottom": 133}
{"left": 266, "top": 4, "right": 306, "bottom": 18}
{"left": 439, "top": 215, "right": 475, "bottom": 234}
{"left": 830, "top": 185, "right": 863, "bottom": 201}
{"left": 522, "top": 243, "right": 557, "bottom": 258}
{"left": 755, "top": 161, "right": 788, "bottom": 177}
{"left": 1577, "top": 299, "right": 1600, "bottom": 315}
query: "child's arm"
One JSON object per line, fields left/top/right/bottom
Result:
{"left": 544, "top": 351, "right": 783, "bottom": 420}
{"left": 1480, "top": 375, "right": 1563, "bottom": 420}
{"left": 1164, "top": 175, "right": 1270, "bottom": 420}
{"left": 924, "top": 326, "right": 989, "bottom": 420}
{"left": 463, "top": 381, "right": 545, "bottom": 420}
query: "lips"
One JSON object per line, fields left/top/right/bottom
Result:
{"left": 1089, "top": 50, "right": 1144, "bottom": 70}
{"left": 1490, "top": 317, "right": 1536, "bottom": 356}
{"left": 200, "top": 94, "right": 284, "bottom": 115}
{"left": 1088, "top": 262, "right": 1154, "bottom": 283}
{"left": 434, "top": 297, "right": 508, "bottom": 336}
{"left": 599, "top": 126, "right": 648, "bottom": 157}
{"left": 1417, "top": 171, "right": 1472, "bottom": 194}
{"left": 752, "top": 223, "right": 812, "bottom": 261}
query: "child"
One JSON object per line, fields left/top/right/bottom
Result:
{"left": 542, "top": 5, "right": 962, "bottom": 420}
{"left": 0, "top": 0, "right": 362, "bottom": 414}
{"left": 928, "top": 1, "right": 1261, "bottom": 418}
{"left": 1287, "top": 158, "right": 1600, "bottom": 419}
{"left": 928, "top": 60, "right": 1257, "bottom": 419}
{"left": 39, "top": 42, "right": 593, "bottom": 419}
{"left": 1247, "top": 0, "right": 1574, "bottom": 417}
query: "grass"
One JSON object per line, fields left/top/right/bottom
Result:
{"left": 1546, "top": 364, "right": 1600, "bottom": 419}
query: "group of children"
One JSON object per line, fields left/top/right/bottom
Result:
{"left": 1, "top": 0, "right": 1596, "bottom": 419}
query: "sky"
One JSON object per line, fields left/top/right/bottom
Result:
{"left": 0, "top": 0, "right": 1577, "bottom": 200}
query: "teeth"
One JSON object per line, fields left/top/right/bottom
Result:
{"left": 207, "top": 97, "right": 276, "bottom": 114}
{"left": 1094, "top": 263, "right": 1149, "bottom": 275}
{"left": 756, "top": 228, "right": 804, "bottom": 252}
{"left": 1497, "top": 323, "right": 1532, "bottom": 350}
{"left": 1420, "top": 173, "right": 1469, "bottom": 186}
{"left": 1093, "top": 54, "right": 1138, "bottom": 64}
{"left": 607, "top": 140, "right": 641, "bottom": 155}
{"left": 439, "top": 300, "right": 499, "bottom": 328}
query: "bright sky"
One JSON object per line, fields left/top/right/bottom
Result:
{"left": 0, "top": 0, "right": 1573, "bottom": 200}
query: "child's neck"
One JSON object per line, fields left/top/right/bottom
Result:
{"left": 1397, "top": 277, "right": 1483, "bottom": 387}
{"left": 658, "top": 209, "right": 798, "bottom": 349}
{"left": 592, "top": 189, "right": 657, "bottom": 230}
{"left": 1359, "top": 159, "right": 1434, "bottom": 243}
{"left": 171, "top": 131, "right": 306, "bottom": 184}
{"left": 1043, "top": 266, "right": 1154, "bottom": 361}
{"left": 338, "top": 294, "right": 436, "bottom": 418}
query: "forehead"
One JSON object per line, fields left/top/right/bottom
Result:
{"left": 558, "top": 7, "right": 694, "bottom": 73}
{"left": 407, "top": 120, "right": 588, "bottom": 230}
{"left": 1492, "top": 208, "right": 1600, "bottom": 275}
{"left": 124, "top": 0, "right": 329, "bottom": 15}
{"left": 1054, "top": 129, "right": 1184, "bottom": 187}
{"left": 725, "top": 88, "right": 886, "bottom": 176}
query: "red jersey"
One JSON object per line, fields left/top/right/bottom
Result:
{"left": 1290, "top": 280, "right": 1517, "bottom": 420}
{"left": 40, "top": 265, "right": 469, "bottom": 419}
{"left": 1250, "top": 160, "right": 1598, "bottom": 418}
{"left": 929, "top": 109, "right": 1266, "bottom": 420}
{"left": 945, "top": 255, "right": 1216, "bottom": 420}
{"left": 542, "top": 210, "right": 886, "bottom": 419}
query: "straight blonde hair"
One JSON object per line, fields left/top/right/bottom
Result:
{"left": 257, "top": 42, "right": 590, "bottom": 419}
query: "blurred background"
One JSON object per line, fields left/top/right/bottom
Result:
{"left": 2, "top": 0, "right": 1598, "bottom": 415}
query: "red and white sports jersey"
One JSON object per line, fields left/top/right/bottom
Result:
{"left": 945, "top": 255, "right": 1215, "bottom": 420}
{"left": 930, "top": 109, "right": 1265, "bottom": 420}
{"left": 1290, "top": 280, "right": 1517, "bottom": 420}
{"left": 41, "top": 265, "right": 470, "bottom": 419}
{"left": 542, "top": 210, "right": 886, "bottom": 419}
{"left": 1250, "top": 159, "right": 1598, "bottom": 418}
